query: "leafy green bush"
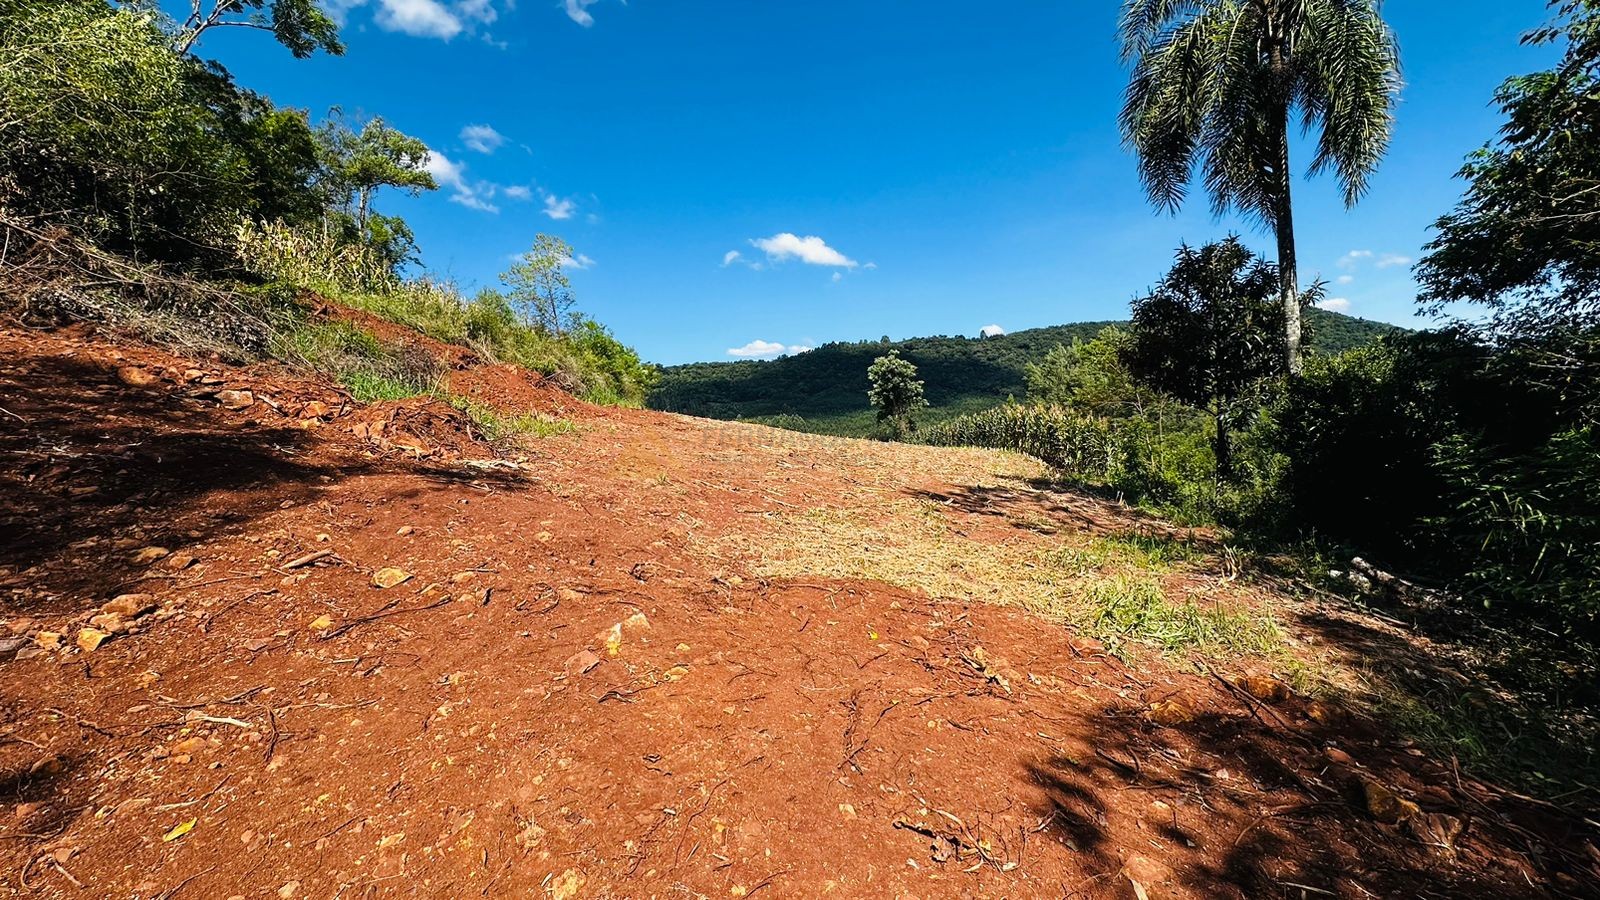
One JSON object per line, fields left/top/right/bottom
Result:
{"left": 921, "top": 403, "right": 1119, "bottom": 474}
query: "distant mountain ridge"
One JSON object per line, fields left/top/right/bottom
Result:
{"left": 649, "top": 307, "right": 1402, "bottom": 436}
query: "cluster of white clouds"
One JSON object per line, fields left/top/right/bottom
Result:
{"left": 1320, "top": 248, "right": 1414, "bottom": 313}
{"left": 724, "top": 233, "right": 874, "bottom": 277}
{"left": 727, "top": 340, "right": 814, "bottom": 360}
{"left": 327, "top": 0, "right": 495, "bottom": 40}
{"left": 421, "top": 124, "right": 585, "bottom": 220}
{"left": 329, "top": 0, "right": 623, "bottom": 42}
{"left": 980, "top": 324, "right": 1006, "bottom": 337}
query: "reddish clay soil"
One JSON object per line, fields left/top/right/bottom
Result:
{"left": 1, "top": 321, "right": 1597, "bottom": 899}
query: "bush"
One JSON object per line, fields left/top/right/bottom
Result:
{"left": 921, "top": 403, "right": 1119, "bottom": 474}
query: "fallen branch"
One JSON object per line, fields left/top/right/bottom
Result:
{"left": 320, "top": 595, "right": 451, "bottom": 640}
{"left": 282, "top": 549, "right": 336, "bottom": 570}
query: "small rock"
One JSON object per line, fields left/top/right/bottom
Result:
{"left": 1406, "top": 811, "right": 1464, "bottom": 857}
{"left": 371, "top": 567, "right": 412, "bottom": 589}
{"left": 13, "top": 646, "right": 45, "bottom": 661}
{"left": 300, "top": 400, "right": 331, "bottom": 419}
{"left": 278, "top": 881, "right": 300, "bottom": 899}
{"left": 1322, "top": 746, "right": 1356, "bottom": 767}
{"left": 1146, "top": 698, "right": 1196, "bottom": 727}
{"left": 1238, "top": 673, "right": 1290, "bottom": 703}
{"left": 308, "top": 614, "right": 333, "bottom": 631}
{"left": 663, "top": 665, "right": 690, "bottom": 681}
{"left": 172, "top": 737, "right": 207, "bottom": 757}
{"left": 103, "top": 594, "right": 157, "bottom": 618}
{"left": 164, "top": 553, "right": 197, "bottom": 571}
{"left": 218, "top": 390, "right": 255, "bottom": 410}
{"left": 548, "top": 869, "right": 584, "bottom": 900}
{"left": 564, "top": 650, "right": 601, "bottom": 676}
{"left": 0, "top": 637, "right": 23, "bottom": 654}
{"left": 131, "top": 546, "right": 171, "bottom": 566}
{"left": 597, "top": 622, "right": 623, "bottom": 656}
{"left": 1363, "top": 778, "right": 1421, "bottom": 824}
{"left": 451, "top": 571, "right": 476, "bottom": 584}
{"left": 396, "top": 526, "right": 415, "bottom": 536}
{"left": 35, "top": 631, "right": 63, "bottom": 652}
{"left": 89, "top": 613, "right": 125, "bottom": 634}
{"left": 1306, "top": 699, "right": 1344, "bottom": 725}
{"left": 77, "top": 628, "right": 111, "bottom": 652}
{"left": 116, "top": 366, "right": 157, "bottom": 387}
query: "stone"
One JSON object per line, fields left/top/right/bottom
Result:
{"left": 164, "top": 553, "right": 197, "bottom": 571}
{"left": 218, "top": 390, "right": 255, "bottom": 410}
{"left": 103, "top": 594, "right": 156, "bottom": 618}
{"left": 564, "top": 650, "right": 601, "bottom": 676}
{"left": 548, "top": 869, "right": 584, "bottom": 900}
{"left": 1146, "top": 698, "right": 1196, "bottom": 727}
{"left": 35, "top": 631, "right": 63, "bottom": 652}
{"left": 89, "top": 613, "right": 125, "bottom": 634}
{"left": 77, "top": 628, "right": 111, "bottom": 652}
{"left": 130, "top": 546, "right": 170, "bottom": 566}
{"left": 371, "top": 567, "right": 412, "bottom": 589}
{"left": 116, "top": 366, "right": 157, "bottom": 387}
{"left": 1363, "top": 778, "right": 1421, "bottom": 824}
{"left": 1238, "top": 674, "right": 1290, "bottom": 703}
{"left": 300, "top": 400, "right": 331, "bottom": 419}
{"left": 1406, "top": 811, "right": 1464, "bottom": 857}
{"left": 308, "top": 615, "right": 333, "bottom": 631}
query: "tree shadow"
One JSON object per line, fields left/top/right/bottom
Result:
{"left": 0, "top": 349, "right": 528, "bottom": 613}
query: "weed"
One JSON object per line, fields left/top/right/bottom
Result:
{"left": 1082, "top": 576, "right": 1283, "bottom": 656}
{"left": 445, "top": 395, "right": 575, "bottom": 443}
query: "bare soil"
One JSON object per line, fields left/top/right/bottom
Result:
{"left": 1, "top": 321, "right": 1596, "bottom": 899}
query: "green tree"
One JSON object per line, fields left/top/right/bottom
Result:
{"left": 1417, "top": 0, "right": 1600, "bottom": 336}
{"left": 315, "top": 113, "right": 436, "bottom": 273}
{"left": 169, "top": 0, "right": 343, "bottom": 59}
{"left": 1025, "top": 326, "right": 1156, "bottom": 417}
{"left": 1118, "top": 0, "right": 1400, "bottom": 375}
{"left": 1123, "top": 239, "right": 1314, "bottom": 478}
{"left": 867, "top": 350, "right": 927, "bottom": 440}
{"left": 502, "top": 235, "right": 580, "bottom": 335}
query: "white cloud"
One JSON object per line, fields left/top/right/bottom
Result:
{"left": 1377, "top": 253, "right": 1412, "bottom": 269}
{"left": 831, "top": 272, "right": 843, "bottom": 283}
{"left": 1335, "top": 274, "right": 1355, "bottom": 285}
{"left": 539, "top": 190, "right": 576, "bottom": 220}
{"left": 980, "top": 324, "right": 1005, "bottom": 337}
{"left": 562, "top": 253, "right": 596, "bottom": 270}
{"left": 750, "top": 233, "right": 859, "bottom": 268}
{"left": 1317, "top": 297, "right": 1352, "bottom": 313}
{"left": 728, "top": 340, "right": 811, "bottom": 359}
{"left": 1338, "top": 249, "right": 1373, "bottom": 268}
{"left": 564, "top": 0, "right": 599, "bottom": 26}
{"left": 722, "top": 251, "right": 743, "bottom": 267}
{"left": 374, "top": 0, "right": 463, "bottom": 39}
{"left": 502, "top": 185, "right": 532, "bottom": 200}
{"left": 424, "top": 150, "right": 499, "bottom": 213}
{"left": 454, "top": 0, "right": 496, "bottom": 23}
{"left": 460, "top": 124, "right": 505, "bottom": 154}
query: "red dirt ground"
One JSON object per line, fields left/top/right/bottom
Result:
{"left": 1, "top": 321, "right": 1597, "bottom": 899}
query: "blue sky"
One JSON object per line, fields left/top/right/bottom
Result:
{"left": 188, "top": 0, "right": 1561, "bottom": 365}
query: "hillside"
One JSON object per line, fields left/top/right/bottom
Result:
{"left": 1, "top": 315, "right": 1594, "bottom": 898}
{"left": 649, "top": 307, "right": 1401, "bottom": 435}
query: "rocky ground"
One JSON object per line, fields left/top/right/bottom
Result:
{"left": 1, "top": 320, "right": 1597, "bottom": 898}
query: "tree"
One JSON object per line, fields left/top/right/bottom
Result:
{"left": 167, "top": 0, "right": 343, "bottom": 59}
{"left": 315, "top": 113, "right": 435, "bottom": 273}
{"left": 1417, "top": 0, "right": 1600, "bottom": 338}
{"left": 1118, "top": 0, "right": 1400, "bottom": 375}
{"left": 502, "top": 235, "right": 580, "bottom": 335}
{"left": 1122, "top": 239, "right": 1315, "bottom": 478}
{"left": 1025, "top": 326, "right": 1156, "bottom": 418}
{"left": 867, "top": 350, "right": 927, "bottom": 440}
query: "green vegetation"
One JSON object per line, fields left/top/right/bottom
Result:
{"left": 650, "top": 307, "right": 1391, "bottom": 436}
{"left": 1085, "top": 576, "right": 1283, "bottom": 657}
{"left": 1119, "top": 0, "right": 1400, "bottom": 373}
{"left": 0, "top": 0, "right": 652, "bottom": 413}
{"left": 866, "top": 350, "right": 927, "bottom": 439}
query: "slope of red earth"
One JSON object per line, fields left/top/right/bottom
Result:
{"left": 1, "top": 321, "right": 1597, "bottom": 899}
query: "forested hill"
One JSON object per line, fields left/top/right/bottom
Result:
{"left": 648, "top": 307, "right": 1401, "bottom": 435}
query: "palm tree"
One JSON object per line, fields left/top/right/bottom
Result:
{"left": 1118, "top": 0, "right": 1400, "bottom": 375}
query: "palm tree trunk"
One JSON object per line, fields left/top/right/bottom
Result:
{"left": 1268, "top": 19, "right": 1303, "bottom": 377}
{"left": 1276, "top": 141, "right": 1302, "bottom": 376}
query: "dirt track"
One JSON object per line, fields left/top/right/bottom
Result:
{"left": 1, "top": 323, "right": 1596, "bottom": 898}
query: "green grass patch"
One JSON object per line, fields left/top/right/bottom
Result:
{"left": 1082, "top": 575, "right": 1284, "bottom": 657}
{"left": 446, "top": 395, "right": 576, "bottom": 443}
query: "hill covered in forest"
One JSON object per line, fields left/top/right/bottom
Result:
{"left": 649, "top": 306, "right": 1402, "bottom": 435}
